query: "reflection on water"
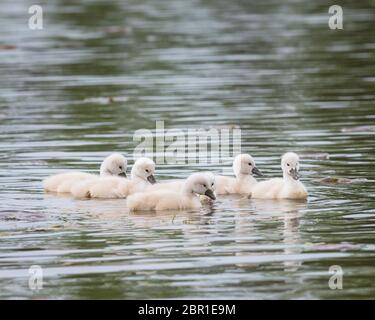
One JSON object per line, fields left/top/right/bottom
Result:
{"left": 0, "top": 0, "right": 374, "bottom": 299}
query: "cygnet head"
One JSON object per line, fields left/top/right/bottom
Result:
{"left": 100, "top": 153, "right": 127, "bottom": 177}
{"left": 281, "top": 152, "right": 300, "bottom": 180}
{"left": 131, "top": 157, "right": 156, "bottom": 184}
{"left": 233, "top": 154, "right": 263, "bottom": 177}
{"left": 204, "top": 172, "right": 216, "bottom": 191}
{"left": 184, "top": 172, "right": 216, "bottom": 200}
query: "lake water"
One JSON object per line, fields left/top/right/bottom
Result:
{"left": 0, "top": 0, "right": 374, "bottom": 299}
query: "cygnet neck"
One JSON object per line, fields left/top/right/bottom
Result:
{"left": 131, "top": 171, "right": 143, "bottom": 182}
{"left": 182, "top": 183, "right": 197, "bottom": 198}
{"left": 100, "top": 162, "right": 109, "bottom": 176}
{"left": 283, "top": 170, "right": 298, "bottom": 184}
{"left": 236, "top": 173, "right": 256, "bottom": 182}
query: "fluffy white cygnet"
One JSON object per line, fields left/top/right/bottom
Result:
{"left": 215, "top": 154, "right": 263, "bottom": 195}
{"left": 43, "top": 153, "right": 127, "bottom": 193}
{"left": 251, "top": 152, "right": 308, "bottom": 200}
{"left": 71, "top": 157, "right": 156, "bottom": 199}
{"left": 127, "top": 172, "right": 216, "bottom": 211}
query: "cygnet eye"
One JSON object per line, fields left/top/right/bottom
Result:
{"left": 119, "top": 166, "right": 122, "bottom": 170}
{"left": 145, "top": 169, "right": 149, "bottom": 173}
{"left": 211, "top": 183, "right": 214, "bottom": 187}
{"left": 287, "top": 163, "right": 290, "bottom": 166}
{"left": 248, "top": 163, "right": 252, "bottom": 166}
{"left": 203, "top": 184, "right": 207, "bottom": 188}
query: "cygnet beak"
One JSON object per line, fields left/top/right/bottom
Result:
{"left": 252, "top": 167, "right": 263, "bottom": 177}
{"left": 119, "top": 172, "right": 127, "bottom": 178}
{"left": 289, "top": 168, "right": 300, "bottom": 180}
{"left": 147, "top": 174, "right": 156, "bottom": 184}
{"left": 204, "top": 189, "right": 216, "bottom": 200}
